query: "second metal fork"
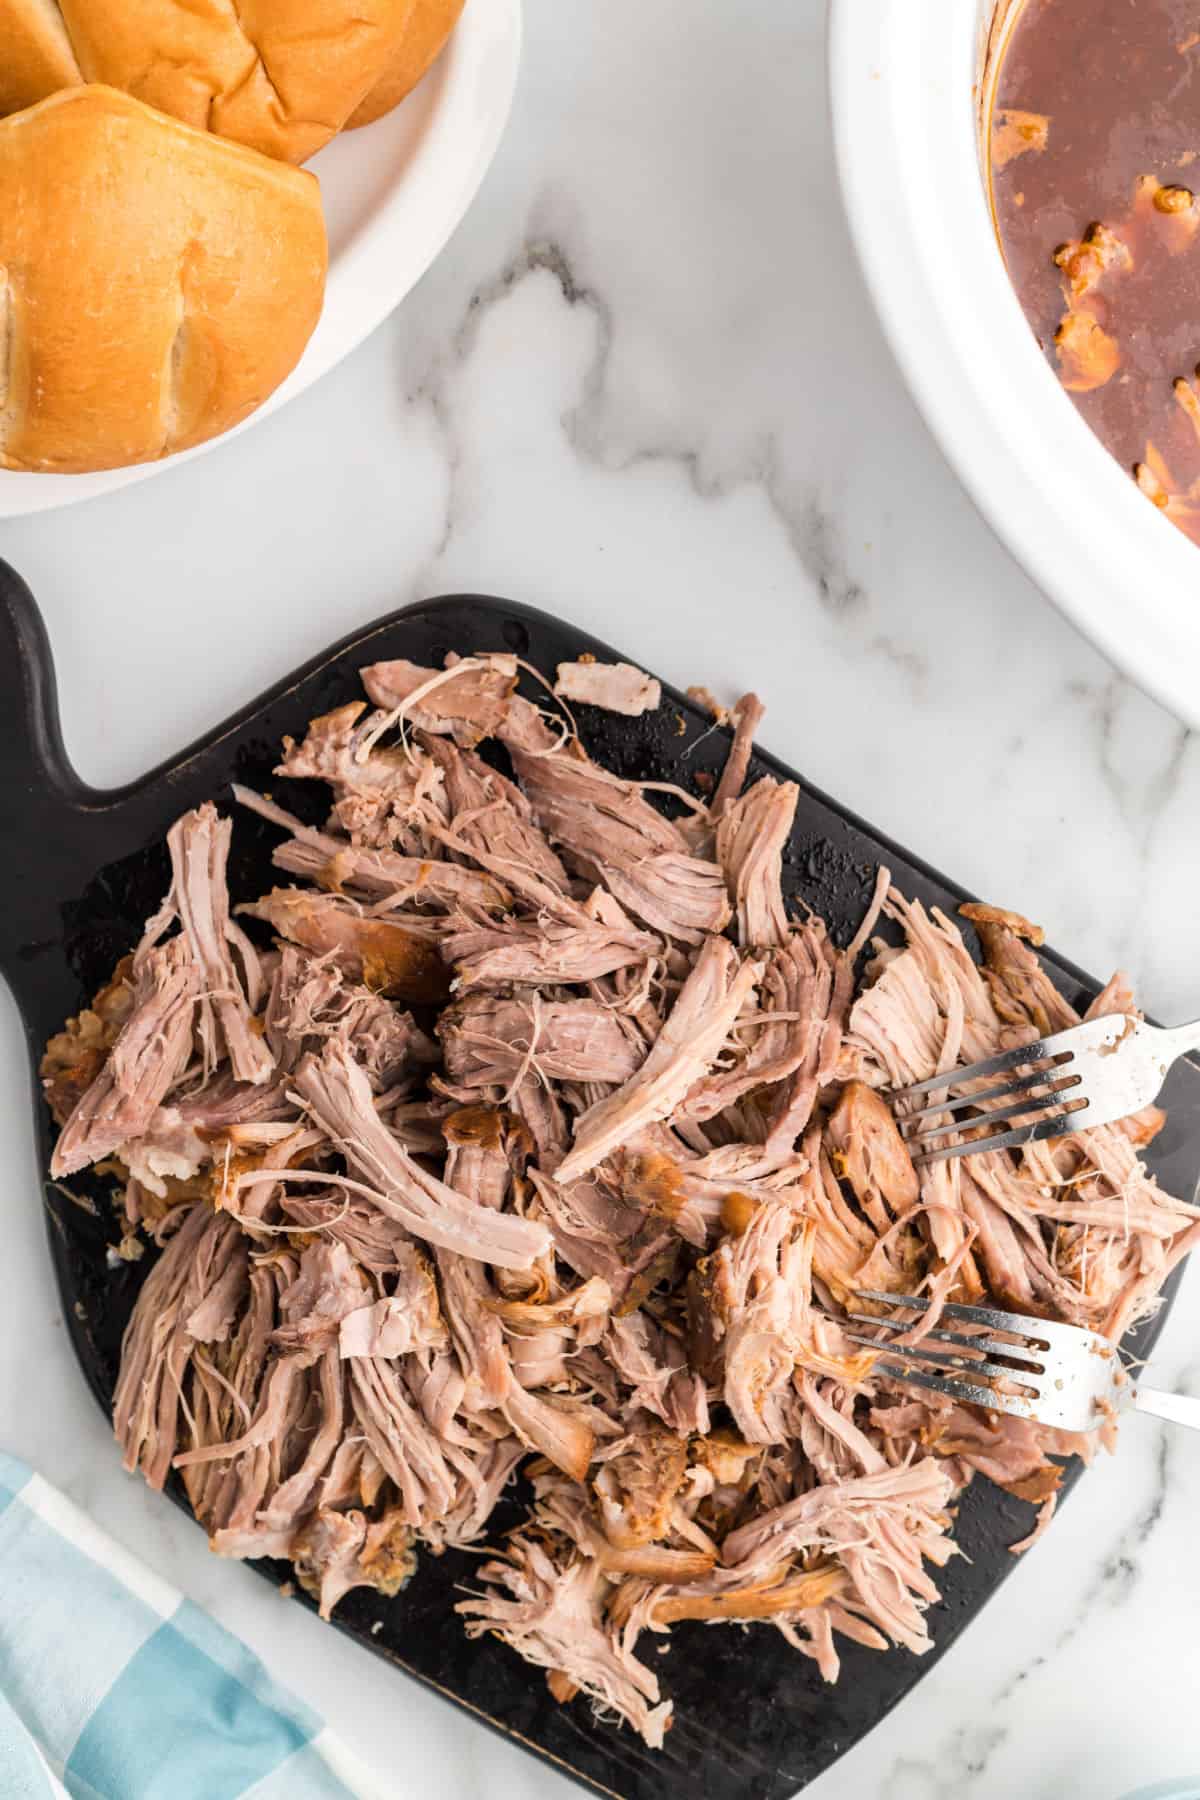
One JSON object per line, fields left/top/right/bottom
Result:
{"left": 844, "top": 1290, "right": 1200, "bottom": 1433}
{"left": 887, "top": 1013, "right": 1200, "bottom": 1166}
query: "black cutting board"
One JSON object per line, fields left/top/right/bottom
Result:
{"left": 1, "top": 561, "right": 1197, "bottom": 1800}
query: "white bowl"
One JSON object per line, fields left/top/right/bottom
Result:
{"left": 828, "top": 0, "right": 1200, "bottom": 729}
{"left": 0, "top": 0, "right": 521, "bottom": 520}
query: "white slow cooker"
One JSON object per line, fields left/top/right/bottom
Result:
{"left": 828, "top": 0, "right": 1200, "bottom": 729}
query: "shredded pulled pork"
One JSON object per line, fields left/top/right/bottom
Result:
{"left": 42, "top": 652, "right": 1196, "bottom": 1750}
{"left": 553, "top": 659, "right": 662, "bottom": 716}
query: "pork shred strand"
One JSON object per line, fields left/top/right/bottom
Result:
{"left": 40, "top": 649, "right": 1198, "bottom": 1751}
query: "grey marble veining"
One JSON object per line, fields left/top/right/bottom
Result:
{"left": 1, "top": 4, "right": 1199, "bottom": 1797}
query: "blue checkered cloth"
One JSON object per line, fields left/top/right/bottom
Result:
{"left": 0, "top": 1453, "right": 385, "bottom": 1800}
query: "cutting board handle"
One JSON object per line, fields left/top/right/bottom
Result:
{"left": 0, "top": 559, "right": 83, "bottom": 821}
{"left": 0, "top": 561, "right": 146, "bottom": 987}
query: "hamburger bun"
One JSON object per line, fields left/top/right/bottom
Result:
{"left": 0, "top": 86, "right": 328, "bottom": 474}
{"left": 347, "top": 0, "right": 465, "bottom": 129}
{"left": 0, "top": 0, "right": 418, "bottom": 163}
{"left": 0, "top": 0, "right": 80, "bottom": 117}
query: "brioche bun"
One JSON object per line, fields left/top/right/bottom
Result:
{"left": 0, "top": 87, "right": 328, "bottom": 474}
{"left": 347, "top": 0, "right": 465, "bottom": 129}
{"left": 0, "top": 0, "right": 418, "bottom": 162}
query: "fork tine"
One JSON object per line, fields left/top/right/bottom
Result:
{"left": 896, "top": 1061, "right": 1077, "bottom": 1127}
{"left": 841, "top": 1328, "right": 1041, "bottom": 1384}
{"left": 842, "top": 1310, "right": 1045, "bottom": 1365}
{"left": 910, "top": 1106, "right": 1087, "bottom": 1167}
{"left": 900, "top": 1084, "right": 1085, "bottom": 1147}
{"left": 887, "top": 1027, "right": 1089, "bottom": 1105}
{"left": 874, "top": 1360, "right": 1036, "bottom": 1416}
{"left": 854, "top": 1289, "right": 1128, "bottom": 1432}
{"left": 854, "top": 1289, "right": 1049, "bottom": 1334}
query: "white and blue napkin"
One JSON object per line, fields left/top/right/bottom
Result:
{"left": 0, "top": 1452, "right": 386, "bottom": 1800}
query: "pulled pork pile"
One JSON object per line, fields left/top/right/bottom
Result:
{"left": 42, "top": 652, "right": 1200, "bottom": 1748}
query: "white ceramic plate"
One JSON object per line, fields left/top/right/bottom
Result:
{"left": 828, "top": 0, "right": 1200, "bottom": 731}
{"left": 0, "top": 0, "right": 521, "bottom": 520}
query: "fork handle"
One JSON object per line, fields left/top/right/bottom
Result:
{"left": 1132, "top": 1385, "right": 1200, "bottom": 1431}
{"left": 1163, "top": 1019, "right": 1200, "bottom": 1062}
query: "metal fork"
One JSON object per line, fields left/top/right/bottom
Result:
{"left": 843, "top": 1290, "right": 1200, "bottom": 1432}
{"left": 888, "top": 1013, "right": 1200, "bottom": 1167}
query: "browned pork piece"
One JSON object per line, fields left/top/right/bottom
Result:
{"left": 361, "top": 654, "right": 518, "bottom": 747}
{"left": 41, "top": 958, "right": 138, "bottom": 1126}
{"left": 506, "top": 735, "right": 731, "bottom": 943}
{"left": 263, "top": 944, "right": 435, "bottom": 1084}
{"left": 240, "top": 887, "right": 451, "bottom": 1005}
{"left": 157, "top": 804, "right": 274, "bottom": 1084}
{"left": 346, "top": 1354, "right": 489, "bottom": 1539}
{"left": 717, "top": 1458, "right": 958, "bottom": 1658}
{"left": 593, "top": 1420, "right": 689, "bottom": 1548}
{"left": 46, "top": 646, "right": 1199, "bottom": 1754}
{"left": 449, "top": 914, "right": 659, "bottom": 989}
{"left": 276, "top": 838, "right": 510, "bottom": 913}
{"left": 46, "top": 810, "right": 261, "bottom": 1191}
{"left": 421, "top": 732, "right": 570, "bottom": 889}
{"left": 678, "top": 921, "right": 847, "bottom": 1153}
{"left": 825, "top": 1081, "right": 919, "bottom": 1235}
{"left": 711, "top": 691, "right": 765, "bottom": 815}
{"left": 716, "top": 775, "right": 799, "bottom": 947}
{"left": 688, "top": 1204, "right": 867, "bottom": 1443}
{"left": 553, "top": 660, "right": 662, "bottom": 716}
{"left": 603, "top": 1310, "right": 709, "bottom": 1435}
{"left": 275, "top": 700, "right": 449, "bottom": 852}
{"left": 50, "top": 940, "right": 199, "bottom": 1177}
{"left": 234, "top": 782, "right": 512, "bottom": 914}
{"left": 440, "top": 995, "right": 643, "bottom": 1090}
{"left": 555, "top": 937, "right": 762, "bottom": 1182}
{"left": 114, "top": 1203, "right": 248, "bottom": 1492}
{"left": 337, "top": 1245, "right": 447, "bottom": 1357}
{"left": 294, "top": 1039, "right": 551, "bottom": 1270}
{"left": 457, "top": 1536, "right": 673, "bottom": 1748}
{"left": 536, "top": 1467, "right": 715, "bottom": 1582}
{"left": 962, "top": 901, "right": 1075, "bottom": 1035}
{"left": 530, "top": 1171, "right": 683, "bottom": 1312}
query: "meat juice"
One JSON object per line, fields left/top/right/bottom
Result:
{"left": 991, "top": 0, "right": 1200, "bottom": 543}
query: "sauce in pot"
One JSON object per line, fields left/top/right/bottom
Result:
{"left": 991, "top": 0, "right": 1200, "bottom": 543}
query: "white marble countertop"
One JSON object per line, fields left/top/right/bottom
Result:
{"left": 2, "top": 5, "right": 1199, "bottom": 1797}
